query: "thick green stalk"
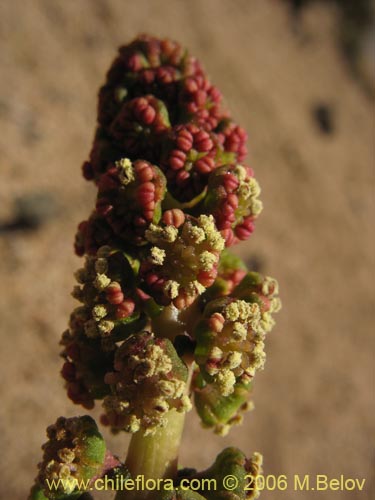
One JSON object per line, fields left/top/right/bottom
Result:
{"left": 115, "top": 409, "right": 186, "bottom": 500}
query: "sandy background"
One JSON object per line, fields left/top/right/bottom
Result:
{"left": 0, "top": 1, "right": 374, "bottom": 499}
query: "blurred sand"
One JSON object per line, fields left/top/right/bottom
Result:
{"left": 0, "top": 1, "right": 374, "bottom": 499}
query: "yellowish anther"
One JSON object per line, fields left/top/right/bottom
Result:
{"left": 228, "top": 300, "right": 261, "bottom": 324}
{"left": 260, "top": 313, "right": 275, "bottom": 333}
{"left": 251, "top": 199, "right": 263, "bottom": 216}
{"left": 216, "top": 369, "right": 236, "bottom": 396}
{"left": 238, "top": 182, "right": 252, "bottom": 200}
{"left": 116, "top": 158, "right": 135, "bottom": 185}
{"left": 199, "top": 251, "right": 217, "bottom": 271}
{"left": 151, "top": 397, "right": 169, "bottom": 413}
{"left": 215, "top": 423, "right": 230, "bottom": 436}
{"left": 198, "top": 215, "right": 225, "bottom": 251}
{"left": 234, "top": 165, "right": 247, "bottom": 181}
{"left": 159, "top": 380, "right": 180, "bottom": 397}
{"left": 179, "top": 395, "right": 192, "bottom": 412}
{"left": 209, "top": 346, "right": 224, "bottom": 361}
{"left": 94, "top": 273, "right": 111, "bottom": 290}
{"left": 249, "top": 177, "right": 261, "bottom": 197}
{"left": 128, "top": 415, "right": 141, "bottom": 433}
{"left": 59, "top": 464, "right": 72, "bottom": 482}
{"left": 57, "top": 448, "right": 75, "bottom": 464}
{"left": 188, "top": 280, "right": 206, "bottom": 296}
{"left": 233, "top": 321, "right": 248, "bottom": 341}
{"left": 223, "top": 351, "right": 242, "bottom": 369}
{"left": 146, "top": 224, "right": 178, "bottom": 244}
{"left": 242, "top": 400, "right": 255, "bottom": 413}
{"left": 271, "top": 297, "right": 282, "bottom": 313}
{"left": 150, "top": 246, "right": 166, "bottom": 265}
{"left": 163, "top": 225, "right": 178, "bottom": 242}
{"left": 92, "top": 304, "right": 107, "bottom": 321}
{"left": 98, "top": 320, "right": 115, "bottom": 335}
{"left": 164, "top": 280, "right": 180, "bottom": 299}
{"left": 147, "top": 344, "right": 173, "bottom": 375}
{"left": 188, "top": 225, "right": 206, "bottom": 244}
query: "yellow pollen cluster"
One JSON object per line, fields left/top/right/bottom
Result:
{"left": 197, "top": 214, "right": 225, "bottom": 252}
{"left": 150, "top": 246, "right": 166, "bottom": 265}
{"left": 146, "top": 224, "right": 179, "bottom": 243}
{"left": 94, "top": 273, "right": 111, "bottom": 291}
{"left": 224, "top": 300, "right": 259, "bottom": 323}
{"left": 115, "top": 158, "right": 135, "bottom": 185}
{"left": 199, "top": 251, "right": 217, "bottom": 271}
{"left": 164, "top": 280, "right": 180, "bottom": 299}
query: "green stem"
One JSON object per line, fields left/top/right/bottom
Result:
{"left": 115, "top": 409, "right": 186, "bottom": 500}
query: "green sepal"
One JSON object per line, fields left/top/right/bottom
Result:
{"left": 203, "top": 447, "right": 261, "bottom": 500}
{"left": 77, "top": 416, "right": 106, "bottom": 471}
{"left": 156, "top": 99, "right": 171, "bottom": 128}
{"left": 143, "top": 297, "right": 164, "bottom": 318}
{"left": 194, "top": 381, "right": 252, "bottom": 431}
{"left": 159, "top": 490, "right": 207, "bottom": 500}
{"left": 218, "top": 249, "right": 247, "bottom": 274}
{"left": 162, "top": 337, "right": 189, "bottom": 383}
{"left": 111, "top": 312, "right": 148, "bottom": 342}
{"left": 193, "top": 319, "right": 214, "bottom": 360}
{"left": 163, "top": 188, "right": 207, "bottom": 211}
{"left": 232, "top": 272, "right": 263, "bottom": 300}
{"left": 29, "top": 484, "right": 48, "bottom": 500}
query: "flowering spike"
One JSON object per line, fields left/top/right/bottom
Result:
{"left": 43, "top": 35, "right": 282, "bottom": 499}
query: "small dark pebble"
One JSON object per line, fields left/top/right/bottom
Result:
{"left": 0, "top": 192, "right": 60, "bottom": 233}
{"left": 312, "top": 104, "right": 335, "bottom": 135}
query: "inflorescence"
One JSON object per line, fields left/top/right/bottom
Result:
{"left": 30, "top": 34, "right": 280, "bottom": 500}
{"left": 64, "top": 33, "right": 279, "bottom": 437}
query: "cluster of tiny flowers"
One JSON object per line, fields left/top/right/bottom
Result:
{"left": 192, "top": 270, "right": 280, "bottom": 435}
{"left": 34, "top": 416, "right": 105, "bottom": 500}
{"left": 195, "top": 273, "right": 280, "bottom": 397}
{"left": 102, "top": 333, "right": 191, "bottom": 434}
{"left": 79, "top": 33, "right": 260, "bottom": 250}
{"left": 141, "top": 214, "right": 224, "bottom": 308}
{"left": 60, "top": 35, "right": 279, "bottom": 437}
